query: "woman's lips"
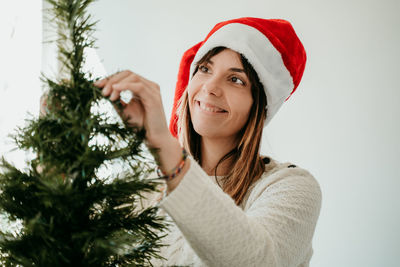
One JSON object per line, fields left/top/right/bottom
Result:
{"left": 196, "top": 100, "right": 227, "bottom": 114}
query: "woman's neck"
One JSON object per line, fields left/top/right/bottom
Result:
{"left": 200, "top": 136, "right": 237, "bottom": 176}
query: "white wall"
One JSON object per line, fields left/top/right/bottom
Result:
{"left": 90, "top": 1, "right": 400, "bottom": 266}
{"left": 0, "top": 0, "right": 43, "bottom": 233}
{"left": 0, "top": 1, "right": 42, "bottom": 169}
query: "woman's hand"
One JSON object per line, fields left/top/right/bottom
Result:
{"left": 94, "top": 70, "right": 190, "bottom": 192}
{"left": 94, "top": 70, "right": 171, "bottom": 149}
{"left": 39, "top": 91, "right": 49, "bottom": 117}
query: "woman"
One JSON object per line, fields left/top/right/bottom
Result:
{"left": 95, "top": 17, "right": 321, "bottom": 267}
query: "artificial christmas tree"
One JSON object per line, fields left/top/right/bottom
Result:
{"left": 0, "top": 0, "right": 168, "bottom": 266}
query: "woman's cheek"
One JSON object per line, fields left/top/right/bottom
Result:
{"left": 187, "top": 81, "right": 199, "bottom": 107}
{"left": 236, "top": 95, "right": 253, "bottom": 125}
{"left": 232, "top": 92, "right": 252, "bottom": 112}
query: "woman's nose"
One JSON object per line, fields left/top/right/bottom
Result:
{"left": 202, "top": 77, "right": 222, "bottom": 97}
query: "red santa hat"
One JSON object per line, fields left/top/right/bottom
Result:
{"left": 169, "top": 17, "right": 307, "bottom": 137}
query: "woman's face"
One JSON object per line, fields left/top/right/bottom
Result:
{"left": 187, "top": 49, "right": 253, "bottom": 140}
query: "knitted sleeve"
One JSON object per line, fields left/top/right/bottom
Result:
{"left": 159, "top": 156, "right": 322, "bottom": 267}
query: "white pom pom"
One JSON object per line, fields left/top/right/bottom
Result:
{"left": 120, "top": 90, "right": 133, "bottom": 104}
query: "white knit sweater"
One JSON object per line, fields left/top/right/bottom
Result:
{"left": 146, "top": 155, "right": 321, "bottom": 267}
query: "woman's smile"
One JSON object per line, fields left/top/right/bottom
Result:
{"left": 195, "top": 100, "right": 228, "bottom": 115}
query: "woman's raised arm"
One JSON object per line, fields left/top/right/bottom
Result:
{"left": 94, "top": 71, "right": 190, "bottom": 192}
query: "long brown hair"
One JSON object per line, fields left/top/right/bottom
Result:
{"left": 177, "top": 47, "right": 267, "bottom": 206}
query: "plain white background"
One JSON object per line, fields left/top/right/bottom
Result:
{"left": 0, "top": 2, "right": 42, "bottom": 167}
{"left": 0, "top": 0, "right": 399, "bottom": 266}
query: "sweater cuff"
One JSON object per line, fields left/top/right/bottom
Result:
{"left": 158, "top": 156, "right": 222, "bottom": 218}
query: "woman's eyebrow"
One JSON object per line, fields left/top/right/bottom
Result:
{"left": 206, "top": 60, "right": 245, "bottom": 73}
{"left": 229, "top": 67, "right": 245, "bottom": 73}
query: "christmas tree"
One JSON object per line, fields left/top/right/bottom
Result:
{"left": 0, "top": 0, "right": 168, "bottom": 265}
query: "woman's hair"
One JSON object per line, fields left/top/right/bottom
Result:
{"left": 176, "top": 46, "right": 267, "bottom": 206}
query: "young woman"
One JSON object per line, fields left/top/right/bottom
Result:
{"left": 95, "top": 17, "right": 321, "bottom": 267}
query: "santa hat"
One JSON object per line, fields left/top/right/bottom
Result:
{"left": 169, "top": 17, "right": 306, "bottom": 137}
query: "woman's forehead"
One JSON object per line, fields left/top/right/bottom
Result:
{"left": 206, "top": 49, "right": 244, "bottom": 68}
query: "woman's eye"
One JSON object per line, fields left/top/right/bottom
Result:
{"left": 199, "top": 65, "right": 209, "bottom": 73}
{"left": 231, "top": 76, "right": 245, "bottom": 85}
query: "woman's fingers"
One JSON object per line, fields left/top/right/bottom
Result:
{"left": 111, "top": 82, "right": 146, "bottom": 102}
{"left": 112, "top": 74, "right": 160, "bottom": 106}
{"left": 96, "top": 71, "right": 131, "bottom": 96}
{"left": 93, "top": 78, "right": 107, "bottom": 87}
{"left": 39, "top": 92, "right": 49, "bottom": 117}
{"left": 102, "top": 72, "right": 130, "bottom": 96}
{"left": 109, "top": 88, "right": 121, "bottom": 102}
{"left": 94, "top": 70, "right": 167, "bottom": 146}
{"left": 96, "top": 70, "right": 152, "bottom": 101}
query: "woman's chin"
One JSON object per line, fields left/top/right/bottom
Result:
{"left": 193, "top": 123, "right": 224, "bottom": 138}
